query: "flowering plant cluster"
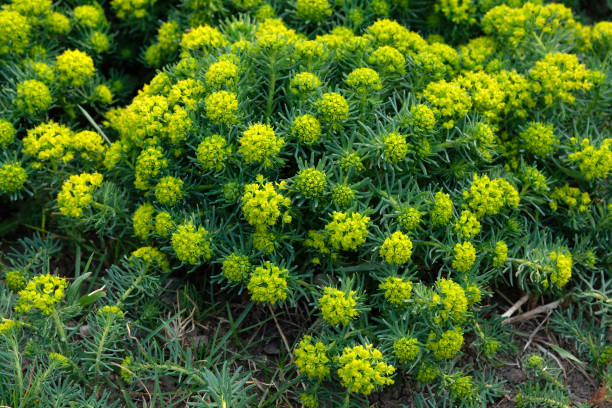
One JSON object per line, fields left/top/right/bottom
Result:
{"left": 1, "top": 0, "right": 611, "bottom": 407}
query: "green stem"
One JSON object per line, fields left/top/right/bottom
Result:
{"left": 265, "top": 53, "right": 277, "bottom": 121}
{"left": 94, "top": 319, "right": 112, "bottom": 382}
{"left": 11, "top": 338, "right": 23, "bottom": 405}
{"left": 52, "top": 309, "right": 68, "bottom": 346}
{"left": 117, "top": 267, "right": 146, "bottom": 307}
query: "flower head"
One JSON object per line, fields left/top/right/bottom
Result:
{"left": 319, "top": 287, "right": 358, "bottom": 325}
{"left": 379, "top": 277, "right": 412, "bottom": 306}
{"left": 325, "top": 211, "right": 370, "bottom": 251}
{"left": 238, "top": 123, "right": 284, "bottom": 167}
{"left": 57, "top": 172, "right": 103, "bottom": 218}
{"left": 295, "top": 335, "right": 330, "bottom": 379}
{"left": 16, "top": 274, "right": 68, "bottom": 314}
{"left": 380, "top": 231, "right": 413, "bottom": 264}
{"left": 337, "top": 344, "right": 395, "bottom": 395}
{"left": 171, "top": 222, "right": 213, "bottom": 264}
{"left": 0, "top": 163, "right": 28, "bottom": 194}
{"left": 247, "top": 261, "right": 288, "bottom": 304}
{"left": 56, "top": 49, "right": 95, "bottom": 86}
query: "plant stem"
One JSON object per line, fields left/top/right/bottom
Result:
{"left": 52, "top": 309, "right": 68, "bottom": 345}
{"left": 266, "top": 53, "right": 277, "bottom": 121}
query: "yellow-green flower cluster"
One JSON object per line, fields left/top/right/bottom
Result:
{"left": 337, "top": 344, "right": 395, "bottom": 395}
{"left": 197, "top": 135, "right": 231, "bottom": 172}
{"left": 456, "top": 71, "right": 505, "bottom": 121}
{"left": 90, "top": 31, "right": 110, "bottom": 53}
{"left": 155, "top": 211, "right": 174, "bottom": 237}
{"left": 426, "top": 329, "right": 464, "bottom": 359}
{"left": 379, "top": 231, "right": 413, "bottom": 264}
{"left": 422, "top": 79, "right": 472, "bottom": 129}
{"left": 0, "top": 319, "right": 21, "bottom": 335}
{"left": 295, "top": 0, "right": 332, "bottom": 22}
{"left": 568, "top": 138, "right": 612, "bottom": 180}
{"left": 520, "top": 122, "right": 557, "bottom": 157}
{"left": 549, "top": 250, "right": 572, "bottom": 288}
{"left": 393, "top": 337, "right": 420, "bottom": 363}
{"left": 431, "top": 191, "right": 453, "bottom": 227}
{"left": 492, "top": 241, "right": 508, "bottom": 267}
{"left": 319, "top": 287, "right": 358, "bottom": 325}
{"left": 49, "top": 352, "right": 69, "bottom": 366}
{"left": 167, "top": 79, "right": 205, "bottom": 109}
{"left": 73, "top": 3, "right": 107, "bottom": 28}
{"left": 134, "top": 147, "right": 167, "bottom": 190}
{"left": 346, "top": 67, "right": 382, "bottom": 95}
{"left": 295, "top": 335, "right": 330, "bottom": 379}
{"left": 45, "top": 11, "right": 71, "bottom": 35}
{"left": 154, "top": 176, "right": 184, "bottom": 206}
{"left": 530, "top": 53, "right": 603, "bottom": 106}
{"left": 238, "top": 123, "right": 284, "bottom": 167}
{"left": 132, "top": 203, "right": 155, "bottom": 239}
{"left": 452, "top": 241, "right": 476, "bottom": 273}
{"left": 93, "top": 84, "right": 113, "bottom": 104}
{"left": 131, "top": 246, "right": 170, "bottom": 271}
{"left": 463, "top": 174, "right": 519, "bottom": 218}
{"left": 57, "top": 172, "right": 103, "bottom": 218}
{"left": 16, "top": 80, "right": 52, "bottom": 115}
{"left": 482, "top": 3, "right": 577, "bottom": 49}
{"left": 368, "top": 45, "right": 405, "bottom": 75}
{"left": 98, "top": 304, "right": 124, "bottom": 318}
{"left": 433, "top": 278, "right": 468, "bottom": 323}
{"left": 365, "top": 19, "right": 427, "bottom": 55}
{"left": 205, "top": 91, "right": 239, "bottom": 125}
{"left": 496, "top": 69, "right": 536, "bottom": 118}
{"left": 15, "top": 274, "right": 67, "bottom": 314}
{"left": 325, "top": 211, "right": 370, "bottom": 251}
{"left": 120, "top": 356, "right": 134, "bottom": 382}
{"left": 436, "top": 0, "right": 476, "bottom": 25}
{"left": 451, "top": 376, "right": 473, "bottom": 399}
{"left": 454, "top": 210, "right": 481, "bottom": 239}
{"left": 383, "top": 132, "right": 408, "bottom": 163}
{"left": 180, "top": 24, "right": 228, "bottom": 53}
{"left": 459, "top": 36, "right": 498, "bottom": 72}
{"left": 0, "top": 120, "right": 15, "bottom": 147}
{"left": 222, "top": 253, "right": 251, "bottom": 282}
{"left": 171, "top": 222, "right": 212, "bottom": 264}
{"left": 339, "top": 152, "right": 365, "bottom": 174}
{"left": 10, "top": 0, "right": 51, "bottom": 18}
{"left": 111, "top": 0, "right": 154, "bottom": 19}
{"left": 379, "top": 276, "right": 412, "bottom": 306}
{"left": 246, "top": 261, "right": 288, "bottom": 304}
{"left": 107, "top": 94, "right": 169, "bottom": 146}
{"left": 205, "top": 60, "right": 239, "bottom": 89}
{"left": 292, "top": 114, "right": 322, "bottom": 144}
{"left": 5, "top": 270, "right": 26, "bottom": 292}
{"left": 409, "top": 104, "right": 436, "bottom": 133}
{"left": 56, "top": 49, "right": 95, "bottom": 86}
{"left": 295, "top": 167, "right": 327, "bottom": 199}
{"left": 0, "top": 163, "right": 28, "bottom": 194}
{"left": 290, "top": 72, "right": 321, "bottom": 95}
{"left": 0, "top": 10, "right": 31, "bottom": 55}
{"left": 416, "top": 362, "right": 438, "bottom": 382}
{"left": 549, "top": 184, "right": 591, "bottom": 213}
{"left": 299, "top": 393, "right": 318, "bottom": 408}
{"left": 398, "top": 207, "right": 422, "bottom": 231}
{"left": 413, "top": 43, "right": 460, "bottom": 80}
{"left": 241, "top": 180, "right": 291, "bottom": 231}
{"left": 315, "top": 92, "right": 349, "bottom": 130}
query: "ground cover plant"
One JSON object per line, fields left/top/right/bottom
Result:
{"left": 0, "top": 0, "right": 611, "bottom": 407}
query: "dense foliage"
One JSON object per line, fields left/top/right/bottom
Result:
{"left": 0, "top": 0, "right": 611, "bottom": 407}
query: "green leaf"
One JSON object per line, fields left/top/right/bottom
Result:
{"left": 78, "top": 287, "right": 106, "bottom": 308}
{"left": 548, "top": 343, "right": 585, "bottom": 366}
